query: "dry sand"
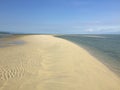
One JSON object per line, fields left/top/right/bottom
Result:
{"left": 0, "top": 35, "right": 120, "bottom": 90}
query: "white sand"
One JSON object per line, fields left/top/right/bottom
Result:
{"left": 0, "top": 35, "right": 119, "bottom": 90}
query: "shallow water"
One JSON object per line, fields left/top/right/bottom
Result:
{"left": 56, "top": 34, "right": 120, "bottom": 76}
{"left": 0, "top": 34, "right": 25, "bottom": 48}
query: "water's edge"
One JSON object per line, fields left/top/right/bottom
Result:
{"left": 0, "top": 34, "right": 120, "bottom": 77}
{"left": 55, "top": 34, "right": 120, "bottom": 77}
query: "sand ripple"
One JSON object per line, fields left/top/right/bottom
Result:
{"left": 0, "top": 65, "right": 24, "bottom": 80}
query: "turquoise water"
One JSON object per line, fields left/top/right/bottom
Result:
{"left": 56, "top": 34, "right": 120, "bottom": 76}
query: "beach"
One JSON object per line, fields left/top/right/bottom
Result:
{"left": 0, "top": 35, "right": 120, "bottom": 90}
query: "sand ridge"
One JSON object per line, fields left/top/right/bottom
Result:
{"left": 0, "top": 35, "right": 120, "bottom": 90}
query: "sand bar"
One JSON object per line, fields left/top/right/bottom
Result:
{"left": 0, "top": 35, "right": 120, "bottom": 90}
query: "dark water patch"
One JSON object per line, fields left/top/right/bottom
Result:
{"left": 7, "top": 40, "right": 25, "bottom": 45}
{"left": 0, "top": 35, "right": 25, "bottom": 48}
{"left": 0, "top": 40, "right": 25, "bottom": 48}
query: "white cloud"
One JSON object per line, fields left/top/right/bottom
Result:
{"left": 85, "top": 26, "right": 120, "bottom": 33}
{"left": 85, "top": 28, "right": 94, "bottom": 32}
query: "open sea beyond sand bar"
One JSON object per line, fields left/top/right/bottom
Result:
{"left": 0, "top": 34, "right": 120, "bottom": 90}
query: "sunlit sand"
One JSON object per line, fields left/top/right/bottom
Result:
{"left": 0, "top": 35, "right": 119, "bottom": 90}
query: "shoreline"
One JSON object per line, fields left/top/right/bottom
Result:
{"left": 56, "top": 35, "right": 120, "bottom": 77}
{"left": 0, "top": 35, "right": 120, "bottom": 90}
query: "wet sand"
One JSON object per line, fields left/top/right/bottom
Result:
{"left": 0, "top": 35, "right": 120, "bottom": 90}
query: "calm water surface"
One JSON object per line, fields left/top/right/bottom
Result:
{"left": 0, "top": 34, "right": 25, "bottom": 48}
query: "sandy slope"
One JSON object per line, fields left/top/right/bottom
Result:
{"left": 0, "top": 35, "right": 119, "bottom": 90}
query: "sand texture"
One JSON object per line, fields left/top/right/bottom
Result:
{"left": 0, "top": 35, "right": 120, "bottom": 90}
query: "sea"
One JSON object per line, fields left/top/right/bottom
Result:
{"left": 56, "top": 34, "right": 120, "bottom": 76}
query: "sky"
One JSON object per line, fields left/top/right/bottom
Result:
{"left": 0, "top": 0, "right": 120, "bottom": 34}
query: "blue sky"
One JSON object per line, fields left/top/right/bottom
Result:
{"left": 0, "top": 0, "right": 120, "bottom": 34}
